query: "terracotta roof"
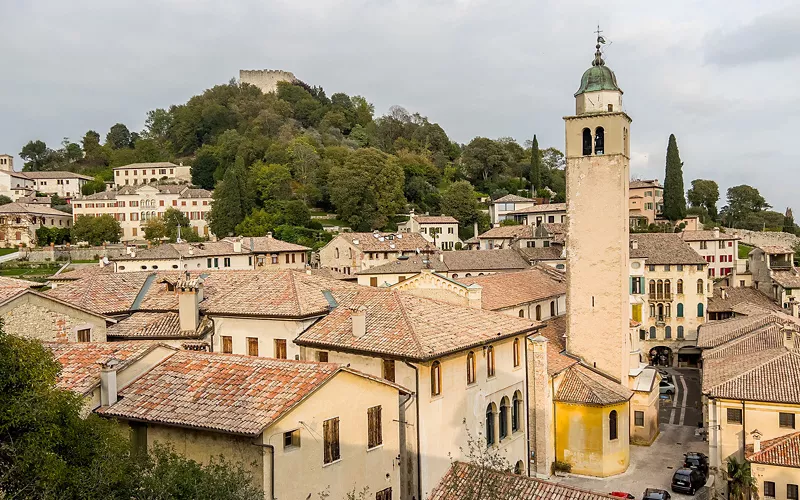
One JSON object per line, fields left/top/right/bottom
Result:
{"left": 539, "top": 315, "right": 567, "bottom": 350}
{"left": 747, "top": 432, "right": 800, "bottom": 468}
{"left": 232, "top": 235, "right": 310, "bottom": 253}
{"left": 492, "top": 194, "right": 534, "bottom": 203}
{"left": 477, "top": 225, "right": 534, "bottom": 240}
{"left": 306, "top": 267, "right": 356, "bottom": 281}
{"left": 412, "top": 215, "right": 459, "bottom": 224}
{"left": 114, "top": 162, "right": 179, "bottom": 170}
{"left": 516, "top": 246, "right": 564, "bottom": 262}
{"left": 328, "top": 232, "right": 430, "bottom": 252}
{"left": 705, "top": 350, "right": 800, "bottom": 403}
{"left": 106, "top": 312, "right": 208, "bottom": 339}
{"left": 773, "top": 270, "right": 800, "bottom": 289}
{"left": 44, "top": 341, "right": 165, "bottom": 395}
{"left": 429, "top": 462, "right": 616, "bottom": 500}
{"left": 17, "top": 196, "right": 52, "bottom": 204}
{"left": 707, "top": 287, "right": 780, "bottom": 313}
{"left": 99, "top": 351, "right": 403, "bottom": 436}
{"left": 629, "top": 233, "right": 706, "bottom": 265}
{"left": 555, "top": 364, "right": 633, "bottom": 405}
{"left": 680, "top": 230, "right": 739, "bottom": 242}
{"left": 0, "top": 275, "right": 41, "bottom": 289}
{"left": 629, "top": 179, "right": 662, "bottom": 189}
{"left": 756, "top": 245, "right": 794, "bottom": 255}
{"left": 702, "top": 324, "right": 788, "bottom": 360}
{"left": 22, "top": 171, "right": 93, "bottom": 180}
{"left": 541, "top": 222, "right": 565, "bottom": 236}
{"left": 296, "top": 288, "right": 540, "bottom": 361}
{"left": 358, "top": 250, "right": 530, "bottom": 275}
{"left": 179, "top": 188, "right": 212, "bottom": 199}
{"left": 80, "top": 191, "right": 117, "bottom": 200}
{"left": 48, "top": 264, "right": 115, "bottom": 281}
{"left": 0, "top": 202, "right": 73, "bottom": 217}
{"left": 457, "top": 267, "right": 566, "bottom": 311}
{"left": 46, "top": 271, "right": 155, "bottom": 315}
{"left": 507, "top": 203, "right": 567, "bottom": 215}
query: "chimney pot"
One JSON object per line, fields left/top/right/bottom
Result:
{"left": 351, "top": 306, "right": 367, "bottom": 338}
{"left": 99, "top": 358, "right": 120, "bottom": 407}
{"left": 714, "top": 227, "right": 720, "bottom": 239}
{"left": 266, "top": 232, "right": 273, "bottom": 238}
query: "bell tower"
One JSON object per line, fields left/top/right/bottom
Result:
{"left": 564, "top": 35, "right": 632, "bottom": 384}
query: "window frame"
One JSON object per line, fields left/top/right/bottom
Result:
{"left": 634, "top": 410, "right": 645, "bottom": 427}
{"left": 283, "top": 429, "right": 301, "bottom": 450}
{"left": 367, "top": 405, "right": 383, "bottom": 449}
{"left": 486, "top": 346, "right": 496, "bottom": 377}
{"left": 763, "top": 481, "right": 775, "bottom": 498}
{"left": 727, "top": 408, "right": 743, "bottom": 424}
{"left": 512, "top": 338, "right": 521, "bottom": 368}
{"left": 609, "top": 410, "right": 618, "bottom": 440}
{"left": 222, "top": 336, "right": 233, "bottom": 354}
{"left": 431, "top": 361, "right": 442, "bottom": 397}
{"left": 780, "top": 412, "right": 796, "bottom": 429}
{"left": 323, "top": 417, "right": 341, "bottom": 464}
{"left": 77, "top": 328, "right": 91, "bottom": 342}
{"left": 466, "top": 351, "right": 476, "bottom": 385}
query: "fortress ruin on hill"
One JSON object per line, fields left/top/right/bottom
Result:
{"left": 239, "top": 69, "right": 296, "bottom": 94}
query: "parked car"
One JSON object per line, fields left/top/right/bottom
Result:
{"left": 683, "top": 452, "right": 709, "bottom": 477}
{"left": 642, "top": 488, "right": 671, "bottom": 500}
{"left": 609, "top": 493, "right": 634, "bottom": 499}
{"left": 659, "top": 380, "right": 676, "bottom": 395}
{"left": 671, "top": 467, "right": 706, "bottom": 495}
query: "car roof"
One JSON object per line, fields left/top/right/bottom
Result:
{"left": 686, "top": 452, "right": 707, "bottom": 457}
{"left": 674, "top": 467, "right": 695, "bottom": 474}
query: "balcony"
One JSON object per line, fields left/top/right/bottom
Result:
{"left": 648, "top": 292, "right": 673, "bottom": 301}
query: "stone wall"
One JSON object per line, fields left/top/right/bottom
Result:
{"left": 239, "top": 69, "right": 296, "bottom": 95}
{"left": 728, "top": 228, "right": 799, "bottom": 249}
{"left": 20, "top": 245, "right": 119, "bottom": 262}
{"left": 2, "top": 301, "right": 106, "bottom": 342}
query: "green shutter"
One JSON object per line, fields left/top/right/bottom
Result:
{"left": 629, "top": 277, "right": 633, "bottom": 294}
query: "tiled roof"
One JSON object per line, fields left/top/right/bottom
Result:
{"left": 296, "top": 288, "right": 540, "bottom": 361}
{"left": 773, "top": 270, "right": 800, "bottom": 289}
{"left": 358, "top": 249, "right": 530, "bottom": 275}
{"left": 757, "top": 245, "right": 794, "bottom": 255}
{"left": 629, "top": 179, "right": 662, "bottom": 189}
{"left": 507, "top": 203, "right": 567, "bottom": 215}
{"left": 697, "top": 313, "right": 779, "bottom": 348}
{"left": 44, "top": 341, "right": 164, "bottom": 395}
{"left": 46, "top": 271, "right": 155, "bottom": 315}
{"left": 306, "top": 267, "right": 356, "bottom": 281}
{"left": 747, "top": 432, "right": 800, "bottom": 468}
{"left": 477, "top": 225, "right": 534, "bottom": 240}
{"left": 357, "top": 255, "right": 448, "bottom": 275}
{"left": 179, "top": 188, "right": 212, "bottom": 199}
{"left": 555, "top": 364, "right": 633, "bottom": 405}
{"left": 707, "top": 287, "right": 779, "bottom": 313}
{"left": 413, "top": 215, "right": 459, "bottom": 224}
{"left": 702, "top": 324, "right": 787, "bottom": 360}
{"left": 114, "top": 162, "right": 178, "bottom": 170}
{"left": 329, "top": 232, "right": 431, "bottom": 252}
{"left": 17, "top": 196, "right": 52, "bottom": 204}
{"left": 99, "top": 351, "right": 402, "bottom": 436}
{"left": 0, "top": 275, "right": 41, "bottom": 289}
{"left": 233, "top": 235, "right": 310, "bottom": 253}
{"left": 21, "top": 171, "right": 94, "bottom": 180}
{"left": 516, "top": 246, "right": 564, "bottom": 262}
{"left": 457, "top": 266, "right": 566, "bottom": 311}
{"left": 492, "top": 194, "right": 534, "bottom": 204}
{"left": 429, "top": 462, "right": 616, "bottom": 500}
{"left": 539, "top": 315, "right": 567, "bottom": 350}
{"left": 80, "top": 191, "right": 117, "bottom": 200}
{"left": 0, "top": 202, "right": 73, "bottom": 217}
{"left": 704, "top": 350, "right": 800, "bottom": 403}
{"left": 629, "top": 233, "right": 706, "bottom": 265}
{"left": 680, "top": 230, "right": 739, "bottom": 242}
{"left": 106, "top": 312, "right": 207, "bottom": 339}
{"left": 156, "top": 184, "right": 188, "bottom": 194}
{"left": 48, "top": 264, "right": 114, "bottom": 281}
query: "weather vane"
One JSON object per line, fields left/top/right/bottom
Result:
{"left": 595, "top": 25, "right": 606, "bottom": 45}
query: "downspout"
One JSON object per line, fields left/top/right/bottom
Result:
{"left": 552, "top": 376, "right": 557, "bottom": 472}
{"left": 404, "top": 361, "right": 423, "bottom": 500}
{"left": 264, "top": 444, "right": 276, "bottom": 500}
{"left": 741, "top": 400, "right": 746, "bottom": 461}
{"left": 524, "top": 339, "right": 531, "bottom": 477}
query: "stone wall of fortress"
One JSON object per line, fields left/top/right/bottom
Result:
{"left": 239, "top": 69, "right": 296, "bottom": 95}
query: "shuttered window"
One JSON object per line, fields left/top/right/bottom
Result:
{"left": 317, "top": 351, "right": 329, "bottom": 362}
{"left": 780, "top": 412, "right": 796, "bottom": 429}
{"left": 323, "top": 417, "right": 340, "bottom": 464}
{"left": 77, "top": 328, "right": 91, "bottom": 342}
{"left": 367, "top": 406, "right": 382, "bottom": 449}
{"left": 274, "top": 339, "right": 287, "bottom": 359}
{"left": 382, "top": 359, "right": 395, "bottom": 382}
{"left": 376, "top": 488, "right": 392, "bottom": 500}
{"left": 222, "top": 336, "right": 233, "bottom": 354}
{"left": 727, "top": 408, "right": 743, "bottom": 424}
{"left": 247, "top": 337, "right": 258, "bottom": 356}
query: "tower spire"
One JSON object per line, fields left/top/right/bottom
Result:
{"left": 593, "top": 25, "right": 606, "bottom": 67}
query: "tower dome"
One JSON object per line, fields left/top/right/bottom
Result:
{"left": 574, "top": 43, "right": 622, "bottom": 97}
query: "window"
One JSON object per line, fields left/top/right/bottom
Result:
{"left": 323, "top": 417, "right": 340, "bottom": 464}
{"left": 550, "top": 301, "right": 556, "bottom": 317}
{"left": 632, "top": 277, "right": 642, "bottom": 294}
{"left": 499, "top": 397, "right": 510, "bottom": 440}
{"left": 634, "top": 411, "right": 644, "bottom": 427}
{"left": 677, "top": 265, "right": 683, "bottom": 271}
{"left": 431, "top": 361, "right": 442, "bottom": 396}
{"left": 383, "top": 359, "right": 395, "bottom": 382}
{"left": 727, "top": 408, "right": 743, "bottom": 424}
{"left": 376, "top": 488, "right": 392, "bottom": 500}
{"left": 677, "top": 279, "right": 683, "bottom": 294}
{"left": 367, "top": 405, "right": 382, "bottom": 449}
{"left": 284, "top": 429, "right": 300, "bottom": 449}
{"left": 514, "top": 461, "right": 524, "bottom": 475}
{"left": 677, "top": 326, "right": 684, "bottom": 339}
{"left": 466, "top": 351, "right": 476, "bottom": 384}
{"left": 274, "top": 339, "right": 287, "bottom": 359}
{"left": 222, "top": 336, "right": 233, "bottom": 353}
{"left": 789, "top": 484, "right": 799, "bottom": 500}
{"left": 513, "top": 338, "right": 521, "bottom": 367}
{"left": 317, "top": 351, "right": 329, "bottom": 362}
{"left": 763, "top": 481, "right": 775, "bottom": 498}
{"left": 77, "top": 328, "right": 91, "bottom": 342}
{"left": 271, "top": 254, "right": 278, "bottom": 264}
{"left": 518, "top": 309, "right": 525, "bottom": 318}
{"left": 648, "top": 264, "right": 655, "bottom": 272}
{"left": 486, "top": 403, "right": 496, "bottom": 445}
{"left": 697, "top": 279, "right": 704, "bottom": 294}
{"left": 535, "top": 304, "right": 541, "bottom": 321}
{"left": 247, "top": 337, "right": 258, "bottom": 356}
{"left": 649, "top": 326, "right": 656, "bottom": 339}
{"left": 677, "top": 303, "right": 684, "bottom": 317}
{"left": 223, "top": 257, "right": 231, "bottom": 268}
{"left": 594, "top": 127, "right": 604, "bottom": 154}
{"left": 609, "top": 410, "right": 618, "bottom": 440}
{"left": 486, "top": 346, "right": 495, "bottom": 377}
{"left": 665, "top": 326, "right": 672, "bottom": 339}
{"left": 543, "top": 240, "right": 550, "bottom": 247}
{"left": 285, "top": 254, "right": 290, "bottom": 264}
{"left": 780, "top": 412, "right": 796, "bottom": 429}
{"left": 700, "top": 241, "right": 708, "bottom": 250}
{"left": 697, "top": 303, "right": 704, "bottom": 317}
{"left": 582, "top": 128, "right": 592, "bottom": 155}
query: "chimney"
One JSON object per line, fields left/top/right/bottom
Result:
{"left": 439, "top": 253, "right": 444, "bottom": 263}
{"left": 351, "top": 306, "right": 367, "bottom": 338}
{"left": 466, "top": 284, "right": 482, "bottom": 309}
{"left": 99, "top": 358, "right": 120, "bottom": 407}
{"left": 752, "top": 429, "right": 763, "bottom": 453}
{"left": 713, "top": 227, "right": 720, "bottom": 239}
{"left": 266, "top": 232, "right": 273, "bottom": 239}
{"left": 233, "top": 237, "right": 242, "bottom": 253}
{"left": 721, "top": 287, "right": 728, "bottom": 300}
{"left": 783, "top": 325, "right": 795, "bottom": 350}
{"left": 473, "top": 221, "right": 479, "bottom": 238}
{"left": 178, "top": 276, "right": 203, "bottom": 332}
{"left": 529, "top": 335, "right": 554, "bottom": 478}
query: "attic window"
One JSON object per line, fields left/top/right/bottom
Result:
{"left": 166, "top": 283, "right": 175, "bottom": 292}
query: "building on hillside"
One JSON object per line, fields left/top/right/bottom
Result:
{"left": 489, "top": 194, "right": 536, "bottom": 224}
{"left": 628, "top": 179, "right": 663, "bottom": 227}
{"left": 355, "top": 249, "right": 531, "bottom": 286}
{"left": 508, "top": 203, "right": 568, "bottom": 227}
{"left": 0, "top": 202, "right": 73, "bottom": 247}
{"left": 476, "top": 222, "right": 565, "bottom": 253}
{"left": 0, "top": 168, "right": 35, "bottom": 200}
{"left": 294, "top": 287, "right": 540, "bottom": 498}
{"left": 397, "top": 212, "right": 461, "bottom": 250}
{"left": 17, "top": 195, "right": 52, "bottom": 205}
{"left": 317, "top": 231, "right": 432, "bottom": 275}
{"left": 110, "top": 235, "right": 310, "bottom": 272}
{"left": 680, "top": 228, "right": 739, "bottom": 282}
{"left": 629, "top": 233, "right": 711, "bottom": 367}
{"left": 112, "top": 162, "right": 192, "bottom": 187}
{"left": 20, "top": 171, "right": 94, "bottom": 201}
{"left": 72, "top": 183, "right": 212, "bottom": 241}
{"left": 749, "top": 245, "right": 798, "bottom": 307}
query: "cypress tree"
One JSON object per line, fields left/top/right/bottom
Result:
{"left": 208, "top": 157, "right": 255, "bottom": 237}
{"left": 662, "top": 134, "right": 687, "bottom": 221}
{"left": 530, "top": 135, "right": 542, "bottom": 194}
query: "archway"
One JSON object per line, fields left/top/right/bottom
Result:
{"left": 648, "top": 346, "right": 673, "bottom": 367}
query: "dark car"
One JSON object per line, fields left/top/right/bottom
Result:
{"left": 671, "top": 467, "right": 706, "bottom": 495}
{"left": 683, "top": 452, "right": 709, "bottom": 476}
{"left": 642, "top": 488, "right": 671, "bottom": 500}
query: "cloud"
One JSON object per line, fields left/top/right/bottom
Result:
{"left": 704, "top": 5, "right": 800, "bottom": 66}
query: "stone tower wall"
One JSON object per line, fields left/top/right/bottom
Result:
{"left": 239, "top": 69, "right": 296, "bottom": 95}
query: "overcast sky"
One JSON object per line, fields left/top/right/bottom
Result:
{"left": 2, "top": 0, "right": 798, "bottom": 212}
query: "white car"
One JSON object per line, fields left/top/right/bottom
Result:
{"left": 659, "top": 380, "right": 676, "bottom": 395}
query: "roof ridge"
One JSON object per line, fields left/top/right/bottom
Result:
{"left": 711, "top": 348, "right": 792, "bottom": 392}
{"left": 752, "top": 431, "right": 800, "bottom": 459}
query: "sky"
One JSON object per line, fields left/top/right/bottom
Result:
{"left": 1, "top": 0, "right": 799, "bottom": 213}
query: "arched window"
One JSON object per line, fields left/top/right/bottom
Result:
{"left": 487, "top": 346, "right": 496, "bottom": 377}
{"left": 649, "top": 326, "right": 656, "bottom": 339}
{"left": 466, "top": 352, "right": 476, "bottom": 385}
{"left": 677, "top": 303, "right": 684, "bottom": 317}
{"left": 535, "top": 305, "right": 541, "bottom": 321}
{"left": 582, "top": 128, "right": 592, "bottom": 156}
{"left": 431, "top": 361, "right": 442, "bottom": 396}
{"left": 677, "top": 279, "right": 684, "bottom": 294}
{"left": 665, "top": 280, "right": 671, "bottom": 296}
{"left": 649, "top": 304, "right": 655, "bottom": 317}
{"left": 677, "top": 326, "right": 685, "bottom": 339}
{"left": 514, "top": 460, "right": 524, "bottom": 475}
{"left": 657, "top": 304, "right": 664, "bottom": 318}
{"left": 697, "top": 279, "right": 704, "bottom": 294}
{"left": 512, "top": 391, "right": 523, "bottom": 433}
{"left": 499, "top": 397, "right": 510, "bottom": 440}
{"left": 550, "top": 301, "right": 556, "bottom": 317}
{"left": 513, "top": 338, "right": 521, "bottom": 367}
{"left": 609, "top": 410, "right": 618, "bottom": 440}
{"left": 486, "top": 403, "right": 497, "bottom": 446}
{"left": 594, "top": 127, "right": 605, "bottom": 155}
{"left": 607, "top": 104, "right": 613, "bottom": 112}
{"left": 665, "top": 326, "right": 672, "bottom": 339}
{"left": 518, "top": 310, "right": 525, "bottom": 318}
{"left": 649, "top": 280, "right": 656, "bottom": 296}
{"left": 465, "top": 273, "right": 472, "bottom": 277}
{"left": 697, "top": 303, "right": 704, "bottom": 317}
{"left": 657, "top": 280, "right": 664, "bottom": 298}
{"left": 451, "top": 274, "right": 458, "bottom": 278}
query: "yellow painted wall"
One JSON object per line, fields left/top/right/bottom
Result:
{"left": 714, "top": 399, "right": 800, "bottom": 465}
{"left": 752, "top": 462, "right": 800, "bottom": 500}
{"left": 555, "top": 401, "right": 630, "bottom": 476}
{"left": 630, "top": 383, "right": 660, "bottom": 445}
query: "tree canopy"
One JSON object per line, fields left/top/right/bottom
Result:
{"left": 662, "top": 134, "right": 686, "bottom": 221}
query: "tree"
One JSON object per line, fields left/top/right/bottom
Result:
{"left": 106, "top": 123, "right": 132, "bottom": 149}
{"left": 662, "top": 134, "right": 686, "bottom": 221}
{"left": 142, "top": 217, "right": 168, "bottom": 241}
{"left": 0, "top": 195, "right": 12, "bottom": 206}
{"left": 784, "top": 209, "right": 797, "bottom": 235}
{"left": 72, "top": 214, "right": 122, "bottom": 245}
{"left": 725, "top": 457, "right": 757, "bottom": 500}
{"left": 208, "top": 158, "right": 255, "bottom": 237}
{"left": 462, "top": 137, "right": 508, "bottom": 186}
{"left": 723, "top": 185, "right": 770, "bottom": 227}
{"left": 191, "top": 145, "right": 220, "bottom": 190}
{"left": 530, "top": 135, "right": 542, "bottom": 192}
{"left": 81, "top": 178, "right": 107, "bottom": 196}
{"left": 163, "top": 207, "right": 201, "bottom": 242}
{"left": 687, "top": 179, "right": 719, "bottom": 221}
{"left": 253, "top": 163, "right": 293, "bottom": 202}
{"left": 19, "top": 140, "right": 53, "bottom": 171}
{"left": 441, "top": 181, "right": 481, "bottom": 239}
